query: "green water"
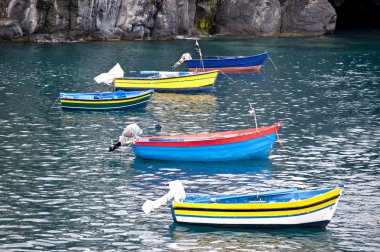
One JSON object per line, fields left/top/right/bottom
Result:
{"left": 0, "top": 30, "right": 379, "bottom": 251}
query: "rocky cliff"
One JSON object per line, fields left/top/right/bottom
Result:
{"left": 0, "top": 0, "right": 374, "bottom": 42}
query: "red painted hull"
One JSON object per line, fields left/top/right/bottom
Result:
{"left": 135, "top": 123, "right": 281, "bottom": 147}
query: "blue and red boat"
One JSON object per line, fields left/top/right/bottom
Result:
{"left": 184, "top": 52, "right": 270, "bottom": 73}
{"left": 131, "top": 122, "right": 281, "bottom": 162}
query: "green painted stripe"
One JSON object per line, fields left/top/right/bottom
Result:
{"left": 62, "top": 96, "right": 151, "bottom": 109}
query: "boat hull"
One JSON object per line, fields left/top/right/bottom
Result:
{"left": 133, "top": 133, "right": 277, "bottom": 161}
{"left": 171, "top": 186, "right": 343, "bottom": 229}
{"left": 184, "top": 53, "right": 269, "bottom": 73}
{"left": 114, "top": 70, "right": 219, "bottom": 93}
{"left": 132, "top": 124, "right": 280, "bottom": 162}
{"left": 60, "top": 90, "right": 153, "bottom": 111}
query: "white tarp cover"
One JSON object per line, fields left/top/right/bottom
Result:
{"left": 119, "top": 123, "right": 143, "bottom": 144}
{"left": 142, "top": 180, "right": 186, "bottom": 214}
{"left": 172, "top": 53, "right": 192, "bottom": 69}
{"left": 94, "top": 63, "right": 124, "bottom": 84}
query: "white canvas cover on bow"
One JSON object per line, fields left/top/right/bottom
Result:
{"left": 142, "top": 180, "right": 186, "bottom": 214}
{"left": 94, "top": 63, "right": 124, "bottom": 84}
{"left": 119, "top": 123, "right": 143, "bottom": 145}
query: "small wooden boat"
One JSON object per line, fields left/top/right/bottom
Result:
{"left": 60, "top": 89, "right": 153, "bottom": 110}
{"left": 184, "top": 52, "right": 269, "bottom": 73}
{"left": 114, "top": 70, "right": 219, "bottom": 93}
{"left": 170, "top": 184, "right": 344, "bottom": 228}
{"left": 131, "top": 122, "right": 281, "bottom": 162}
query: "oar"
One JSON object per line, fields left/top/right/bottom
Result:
{"left": 108, "top": 139, "right": 131, "bottom": 152}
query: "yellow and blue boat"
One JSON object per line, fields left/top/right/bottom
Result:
{"left": 60, "top": 89, "right": 153, "bottom": 111}
{"left": 170, "top": 184, "right": 344, "bottom": 229}
{"left": 114, "top": 70, "right": 219, "bottom": 93}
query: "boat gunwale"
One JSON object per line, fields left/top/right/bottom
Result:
{"left": 185, "top": 52, "right": 269, "bottom": 63}
{"left": 114, "top": 70, "right": 219, "bottom": 81}
{"left": 134, "top": 123, "right": 281, "bottom": 147}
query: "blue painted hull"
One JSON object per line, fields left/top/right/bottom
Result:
{"left": 132, "top": 133, "right": 277, "bottom": 162}
{"left": 184, "top": 52, "right": 269, "bottom": 69}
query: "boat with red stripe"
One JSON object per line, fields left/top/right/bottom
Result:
{"left": 131, "top": 122, "right": 281, "bottom": 162}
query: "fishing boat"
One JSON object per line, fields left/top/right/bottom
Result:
{"left": 114, "top": 70, "right": 219, "bottom": 93}
{"left": 170, "top": 184, "right": 344, "bottom": 228}
{"left": 171, "top": 40, "right": 270, "bottom": 73}
{"left": 60, "top": 89, "right": 153, "bottom": 111}
{"left": 183, "top": 52, "right": 270, "bottom": 73}
{"left": 142, "top": 181, "right": 344, "bottom": 229}
{"left": 130, "top": 122, "right": 281, "bottom": 162}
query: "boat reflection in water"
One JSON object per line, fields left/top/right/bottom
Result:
{"left": 130, "top": 158, "right": 273, "bottom": 181}
{"left": 151, "top": 92, "right": 217, "bottom": 113}
{"left": 167, "top": 223, "right": 337, "bottom": 251}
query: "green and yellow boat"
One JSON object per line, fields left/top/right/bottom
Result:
{"left": 60, "top": 89, "right": 153, "bottom": 111}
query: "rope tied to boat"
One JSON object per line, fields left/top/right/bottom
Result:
{"left": 267, "top": 53, "right": 278, "bottom": 71}
{"left": 220, "top": 70, "right": 237, "bottom": 83}
{"left": 49, "top": 96, "right": 61, "bottom": 112}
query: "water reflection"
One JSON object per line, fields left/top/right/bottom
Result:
{"left": 130, "top": 158, "right": 273, "bottom": 179}
{"left": 151, "top": 93, "right": 216, "bottom": 110}
{"left": 168, "top": 224, "right": 339, "bottom": 251}
{"left": 0, "top": 32, "right": 379, "bottom": 251}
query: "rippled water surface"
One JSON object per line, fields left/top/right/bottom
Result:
{"left": 0, "top": 30, "right": 379, "bottom": 251}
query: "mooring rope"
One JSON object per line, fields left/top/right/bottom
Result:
{"left": 267, "top": 54, "right": 278, "bottom": 71}
{"left": 220, "top": 70, "right": 237, "bottom": 83}
{"left": 49, "top": 96, "right": 60, "bottom": 112}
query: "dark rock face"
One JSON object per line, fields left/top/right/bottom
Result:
{"left": 280, "top": 0, "right": 336, "bottom": 35}
{"left": 328, "top": 0, "right": 346, "bottom": 7}
{"left": 334, "top": 0, "right": 380, "bottom": 29}
{"left": 0, "top": 0, "right": 375, "bottom": 42}
{"left": 215, "top": 0, "right": 281, "bottom": 36}
{"left": 0, "top": 18, "right": 22, "bottom": 39}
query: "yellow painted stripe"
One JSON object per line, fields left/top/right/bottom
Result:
{"left": 173, "top": 188, "right": 342, "bottom": 210}
{"left": 114, "top": 72, "right": 218, "bottom": 89}
{"left": 174, "top": 198, "right": 338, "bottom": 217}
{"left": 61, "top": 93, "right": 151, "bottom": 105}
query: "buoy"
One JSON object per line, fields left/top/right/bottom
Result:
{"left": 155, "top": 122, "right": 162, "bottom": 131}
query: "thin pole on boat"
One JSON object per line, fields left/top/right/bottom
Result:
{"left": 49, "top": 96, "right": 60, "bottom": 112}
{"left": 195, "top": 39, "right": 205, "bottom": 71}
{"left": 267, "top": 53, "right": 278, "bottom": 71}
{"left": 248, "top": 102, "right": 258, "bottom": 131}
